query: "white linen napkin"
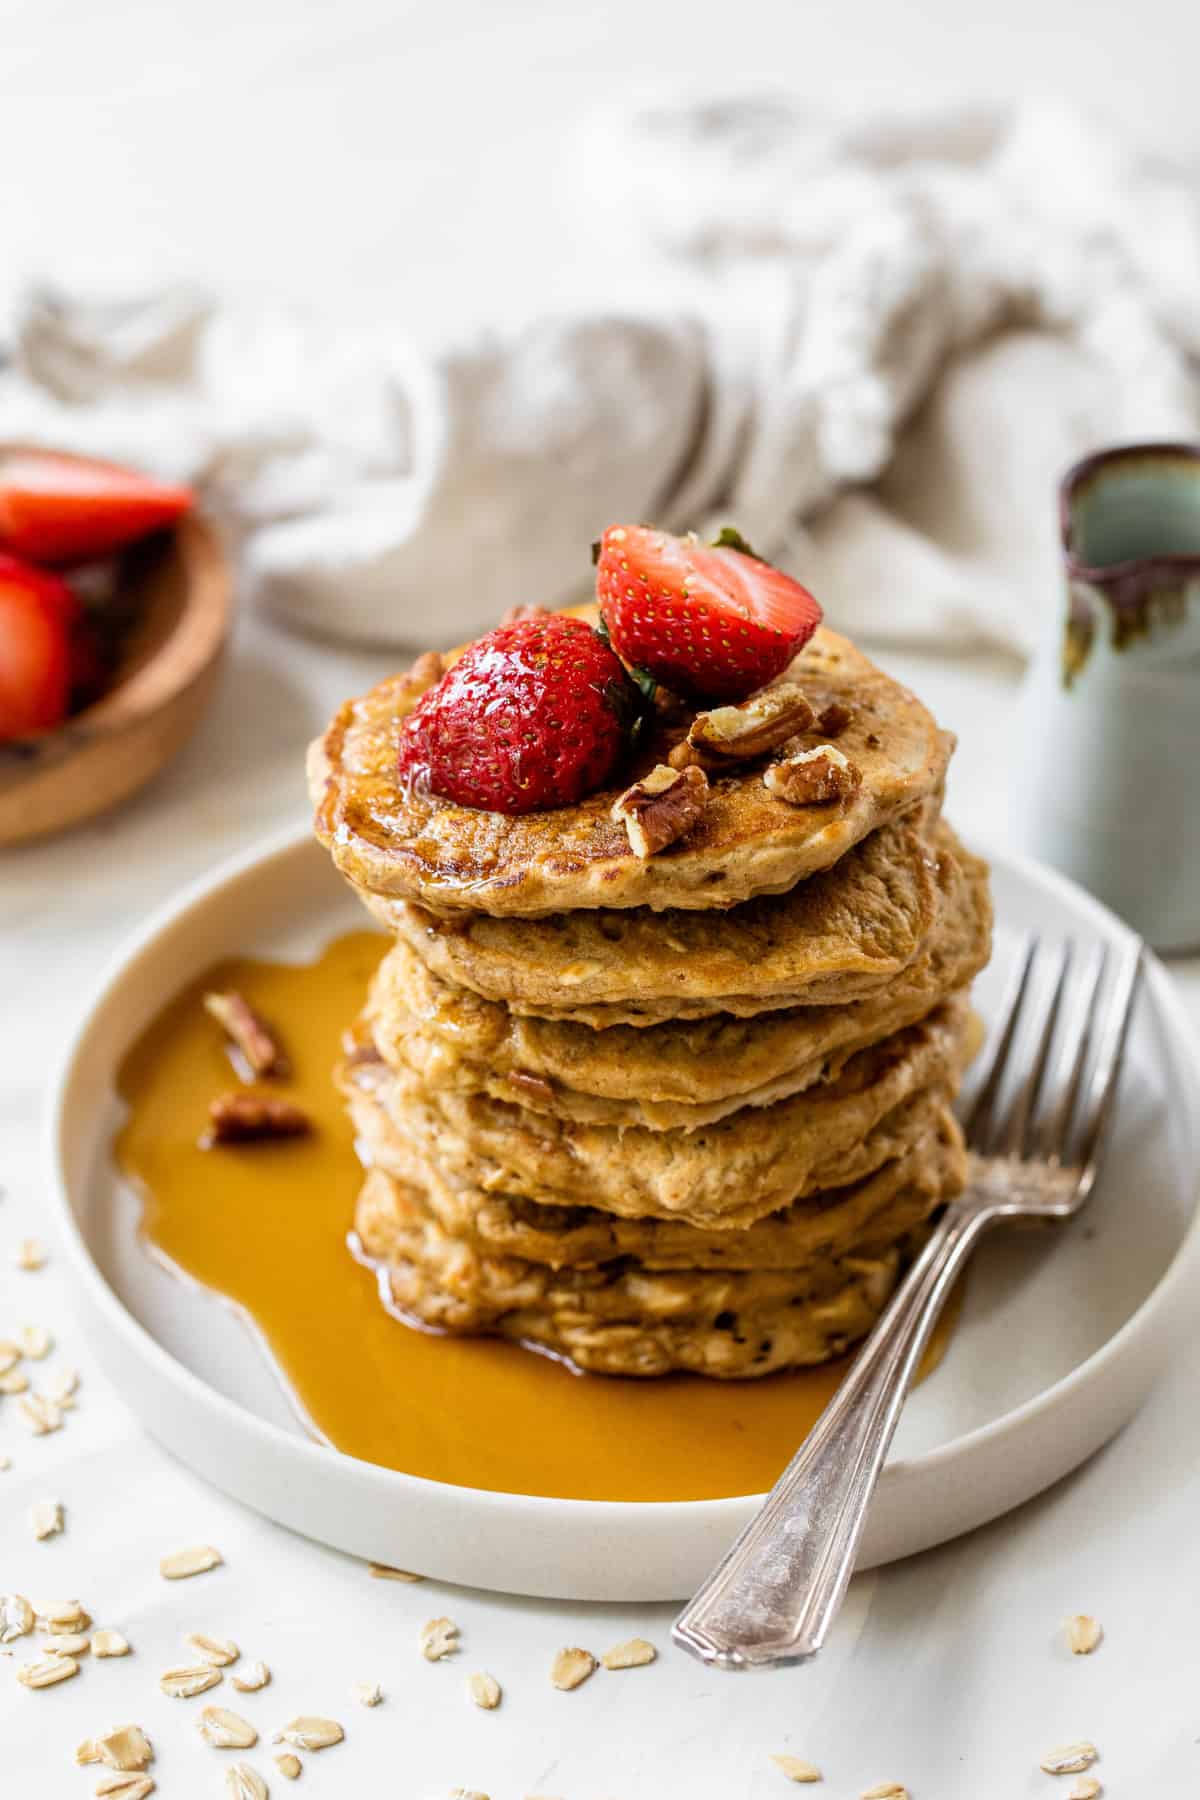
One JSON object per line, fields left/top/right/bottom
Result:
{"left": 2, "top": 98, "right": 1197, "bottom": 656}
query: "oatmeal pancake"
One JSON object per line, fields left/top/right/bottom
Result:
{"left": 348, "top": 1075, "right": 965, "bottom": 1270}
{"left": 365, "top": 836, "right": 991, "bottom": 1127}
{"left": 309, "top": 613, "right": 953, "bottom": 917}
{"left": 342, "top": 998, "right": 970, "bottom": 1228}
{"left": 371, "top": 811, "right": 947, "bottom": 1026}
{"left": 355, "top": 1164, "right": 917, "bottom": 1378}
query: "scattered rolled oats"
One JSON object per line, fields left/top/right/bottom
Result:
{"left": 94, "top": 1777, "right": 155, "bottom": 1799}
{"left": 419, "top": 1616, "right": 460, "bottom": 1661}
{"left": 600, "top": 1637, "right": 656, "bottom": 1670}
{"left": 231, "top": 1659, "right": 271, "bottom": 1692}
{"left": 16, "top": 1651, "right": 78, "bottom": 1687}
{"left": 92, "top": 1629, "right": 131, "bottom": 1658}
{"left": 0, "top": 1338, "right": 20, "bottom": 1374}
{"left": 549, "top": 1646, "right": 596, "bottom": 1691}
{"left": 20, "top": 1393, "right": 63, "bottom": 1434}
{"left": 198, "top": 1705, "right": 258, "bottom": 1748}
{"left": 368, "top": 1561, "right": 424, "bottom": 1582}
{"left": 225, "top": 1766, "right": 268, "bottom": 1800}
{"left": 0, "top": 1593, "right": 34, "bottom": 1641}
{"left": 15, "top": 1238, "right": 47, "bottom": 1270}
{"left": 30, "top": 1498, "right": 63, "bottom": 1540}
{"left": 19, "top": 1325, "right": 52, "bottom": 1359}
{"left": 272, "top": 1716, "right": 344, "bottom": 1751}
{"left": 76, "top": 1738, "right": 104, "bottom": 1765}
{"left": 187, "top": 1631, "right": 239, "bottom": 1667}
{"left": 467, "top": 1671, "right": 501, "bottom": 1710}
{"left": 273, "top": 1752, "right": 302, "bottom": 1779}
{"left": 353, "top": 1681, "right": 383, "bottom": 1707}
{"left": 1066, "top": 1614, "right": 1103, "bottom": 1655}
{"left": 859, "top": 1787, "right": 908, "bottom": 1800}
{"left": 42, "top": 1631, "right": 89, "bottom": 1656}
{"left": 770, "top": 1756, "right": 822, "bottom": 1783}
{"left": 1040, "top": 1743, "right": 1099, "bottom": 1775}
{"left": 159, "top": 1663, "right": 223, "bottom": 1699}
{"left": 449, "top": 1791, "right": 490, "bottom": 1800}
{"left": 95, "top": 1724, "right": 154, "bottom": 1771}
{"left": 0, "top": 1367, "right": 29, "bottom": 1394}
{"left": 160, "top": 1545, "right": 223, "bottom": 1580}
{"left": 38, "top": 1599, "right": 89, "bottom": 1631}
{"left": 1069, "top": 1780, "right": 1102, "bottom": 1800}
{"left": 46, "top": 1366, "right": 79, "bottom": 1407}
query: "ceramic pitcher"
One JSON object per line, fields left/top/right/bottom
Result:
{"left": 1018, "top": 443, "right": 1200, "bottom": 952}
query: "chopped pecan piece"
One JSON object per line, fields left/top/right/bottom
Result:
{"left": 204, "top": 990, "right": 287, "bottom": 1079}
{"left": 764, "top": 743, "right": 862, "bottom": 807}
{"left": 612, "top": 764, "right": 709, "bottom": 858}
{"left": 505, "top": 1070, "right": 556, "bottom": 1108}
{"left": 816, "top": 700, "right": 852, "bottom": 737}
{"left": 669, "top": 684, "right": 815, "bottom": 770}
{"left": 201, "top": 1093, "right": 314, "bottom": 1148}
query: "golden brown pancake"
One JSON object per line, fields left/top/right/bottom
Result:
{"left": 309, "top": 615, "right": 953, "bottom": 917}
{"left": 370, "top": 811, "right": 951, "bottom": 1026}
{"left": 364, "top": 837, "right": 991, "bottom": 1126}
{"left": 356, "top": 1163, "right": 922, "bottom": 1378}
{"left": 340, "top": 997, "right": 970, "bottom": 1228}
{"left": 348, "top": 1081, "right": 965, "bottom": 1270}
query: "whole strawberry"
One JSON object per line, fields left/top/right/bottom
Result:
{"left": 595, "top": 524, "right": 822, "bottom": 702}
{"left": 398, "top": 614, "right": 638, "bottom": 814}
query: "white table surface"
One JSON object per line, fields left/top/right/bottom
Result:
{"left": 4, "top": 2, "right": 1200, "bottom": 1791}
{"left": 3, "top": 616, "right": 1199, "bottom": 1800}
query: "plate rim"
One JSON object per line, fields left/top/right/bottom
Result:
{"left": 44, "top": 821, "right": 1200, "bottom": 1530}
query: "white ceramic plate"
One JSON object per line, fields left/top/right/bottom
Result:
{"left": 48, "top": 828, "right": 1200, "bottom": 1601}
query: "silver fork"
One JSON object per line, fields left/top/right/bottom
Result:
{"left": 673, "top": 933, "right": 1144, "bottom": 1671}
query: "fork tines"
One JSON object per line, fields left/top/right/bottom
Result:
{"left": 963, "top": 933, "right": 1143, "bottom": 1181}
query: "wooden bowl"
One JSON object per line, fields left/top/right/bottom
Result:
{"left": 0, "top": 509, "right": 231, "bottom": 847}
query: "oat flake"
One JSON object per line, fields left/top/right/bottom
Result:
{"left": 159, "top": 1545, "right": 222, "bottom": 1580}
{"left": 272, "top": 1716, "right": 344, "bottom": 1751}
{"left": 225, "top": 1767, "right": 268, "bottom": 1800}
{"left": 419, "top": 1616, "right": 460, "bottom": 1661}
{"left": 770, "top": 1756, "right": 822, "bottom": 1783}
{"left": 1067, "top": 1614, "right": 1103, "bottom": 1655}
{"left": 549, "top": 1646, "right": 596, "bottom": 1691}
{"left": 96, "top": 1724, "right": 154, "bottom": 1771}
{"left": 94, "top": 1777, "right": 155, "bottom": 1799}
{"left": 274, "top": 1751, "right": 302, "bottom": 1779}
{"left": 187, "top": 1632, "right": 239, "bottom": 1666}
{"left": 16, "top": 1651, "right": 78, "bottom": 1687}
{"left": 30, "top": 1498, "right": 63, "bottom": 1540}
{"left": 1041, "top": 1744, "right": 1099, "bottom": 1776}
{"left": 159, "top": 1663, "right": 223, "bottom": 1699}
{"left": 231, "top": 1659, "right": 271, "bottom": 1692}
{"left": 198, "top": 1705, "right": 258, "bottom": 1748}
{"left": 600, "top": 1637, "right": 656, "bottom": 1670}
{"left": 468, "top": 1671, "right": 501, "bottom": 1709}
{"left": 92, "top": 1629, "right": 131, "bottom": 1658}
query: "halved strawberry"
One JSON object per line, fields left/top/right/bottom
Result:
{"left": 0, "top": 450, "right": 192, "bottom": 565}
{"left": 595, "top": 524, "right": 822, "bottom": 702}
{"left": 0, "top": 555, "right": 78, "bottom": 740}
{"left": 398, "top": 613, "right": 639, "bottom": 814}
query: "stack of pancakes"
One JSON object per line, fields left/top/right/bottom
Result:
{"left": 309, "top": 619, "right": 991, "bottom": 1379}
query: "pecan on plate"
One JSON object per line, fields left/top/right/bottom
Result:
{"left": 764, "top": 743, "right": 862, "bottom": 807}
{"left": 201, "top": 1092, "right": 314, "bottom": 1148}
{"left": 612, "top": 764, "right": 709, "bottom": 858}
{"left": 204, "top": 989, "right": 287, "bottom": 1079}
{"left": 669, "top": 684, "right": 815, "bottom": 770}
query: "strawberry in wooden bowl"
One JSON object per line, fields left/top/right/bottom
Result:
{"left": 0, "top": 449, "right": 230, "bottom": 847}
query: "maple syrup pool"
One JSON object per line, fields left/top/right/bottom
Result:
{"left": 113, "top": 930, "right": 958, "bottom": 1504}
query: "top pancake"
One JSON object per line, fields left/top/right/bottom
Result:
{"left": 309, "top": 612, "right": 953, "bottom": 917}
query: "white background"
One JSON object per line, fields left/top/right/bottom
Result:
{"left": 3, "top": 3, "right": 1200, "bottom": 1796}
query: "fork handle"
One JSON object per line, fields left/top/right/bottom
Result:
{"left": 672, "top": 1199, "right": 993, "bottom": 1670}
